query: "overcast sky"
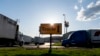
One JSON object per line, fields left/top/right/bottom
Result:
{"left": 0, "top": 0, "right": 100, "bottom": 37}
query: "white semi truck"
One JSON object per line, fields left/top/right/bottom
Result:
{"left": 0, "top": 14, "right": 23, "bottom": 46}
{"left": 34, "top": 37, "right": 45, "bottom": 45}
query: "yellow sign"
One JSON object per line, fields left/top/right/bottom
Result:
{"left": 39, "top": 23, "right": 62, "bottom": 34}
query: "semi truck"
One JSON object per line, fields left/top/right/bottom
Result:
{"left": 0, "top": 14, "right": 23, "bottom": 46}
{"left": 62, "top": 29, "right": 100, "bottom": 47}
{"left": 34, "top": 37, "right": 45, "bottom": 45}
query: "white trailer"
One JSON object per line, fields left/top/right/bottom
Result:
{"left": 89, "top": 29, "right": 100, "bottom": 44}
{"left": 22, "top": 34, "right": 33, "bottom": 45}
{"left": 0, "top": 14, "right": 22, "bottom": 46}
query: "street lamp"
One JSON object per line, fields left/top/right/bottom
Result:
{"left": 63, "top": 14, "right": 69, "bottom": 34}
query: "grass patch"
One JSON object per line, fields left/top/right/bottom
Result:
{"left": 0, "top": 47, "right": 100, "bottom": 56}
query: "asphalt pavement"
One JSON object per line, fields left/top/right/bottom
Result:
{"left": 23, "top": 43, "right": 64, "bottom": 49}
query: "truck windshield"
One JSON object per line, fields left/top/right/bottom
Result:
{"left": 67, "top": 32, "right": 74, "bottom": 39}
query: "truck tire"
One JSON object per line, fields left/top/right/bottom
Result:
{"left": 19, "top": 41, "right": 24, "bottom": 47}
{"left": 6, "top": 42, "right": 13, "bottom": 47}
{"left": 64, "top": 44, "right": 69, "bottom": 47}
{"left": 85, "top": 43, "right": 93, "bottom": 48}
{"left": 9, "top": 43, "right": 13, "bottom": 47}
{"left": 35, "top": 43, "right": 37, "bottom": 45}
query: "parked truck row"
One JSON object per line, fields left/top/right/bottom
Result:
{"left": 62, "top": 29, "right": 100, "bottom": 47}
{"left": 1, "top": 14, "right": 100, "bottom": 47}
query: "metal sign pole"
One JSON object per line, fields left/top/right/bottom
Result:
{"left": 39, "top": 23, "right": 62, "bottom": 54}
{"left": 63, "top": 14, "right": 66, "bottom": 34}
{"left": 48, "top": 34, "right": 52, "bottom": 54}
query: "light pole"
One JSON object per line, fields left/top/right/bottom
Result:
{"left": 63, "top": 14, "right": 66, "bottom": 34}
{"left": 63, "top": 14, "right": 69, "bottom": 34}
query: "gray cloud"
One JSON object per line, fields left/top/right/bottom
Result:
{"left": 87, "top": 2, "right": 95, "bottom": 8}
{"left": 76, "top": 0, "right": 100, "bottom": 21}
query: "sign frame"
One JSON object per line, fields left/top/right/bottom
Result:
{"left": 39, "top": 23, "right": 62, "bottom": 34}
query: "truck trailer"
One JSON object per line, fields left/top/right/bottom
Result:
{"left": 62, "top": 29, "right": 100, "bottom": 47}
{"left": 0, "top": 14, "right": 23, "bottom": 46}
{"left": 22, "top": 34, "right": 33, "bottom": 45}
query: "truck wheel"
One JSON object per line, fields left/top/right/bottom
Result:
{"left": 35, "top": 43, "right": 37, "bottom": 45}
{"left": 64, "top": 44, "right": 69, "bottom": 47}
{"left": 86, "top": 43, "right": 93, "bottom": 48}
{"left": 9, "top": 43, "right": 13, "bottom": 47}
{"left": 19, "top": 41, "right": 24, "bottom": 47}
{"left": 6, "top": 42, "right": 13, "bottom": 47}
{"left": 35, "top": 42, "right": 39, "bottom": 45}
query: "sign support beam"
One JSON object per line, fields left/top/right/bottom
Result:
{"left": 48, "top": 34, "right": 52, "bottom": 55}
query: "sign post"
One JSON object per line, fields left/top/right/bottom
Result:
{"left": 39, "top": 23, "right": 62, "bottom": 54}
{"left": 48, "top": 34, "right": 52, "bottom": 54}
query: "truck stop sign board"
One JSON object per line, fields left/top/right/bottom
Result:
{"left": 40, "top": 23, "right": 62, "bottom": 34}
